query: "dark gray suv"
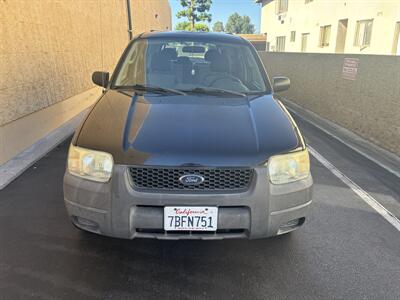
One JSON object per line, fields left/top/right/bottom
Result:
{"left": 63, "top": 31, "right": 312, "bottom": 239}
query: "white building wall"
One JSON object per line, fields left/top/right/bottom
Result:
{"left": 260, "top": 0, "right": 400, "bottom": 55}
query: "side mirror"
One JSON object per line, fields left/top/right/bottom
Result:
{"left": 272, "top": 76, "right": 290, "bottom": 92}
{"left": 92, "top": 71, "right": 109, "bottom": 88}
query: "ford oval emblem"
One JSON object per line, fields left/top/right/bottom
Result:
{"left": 179, "top": 174, "right": 205, "bottom": 185}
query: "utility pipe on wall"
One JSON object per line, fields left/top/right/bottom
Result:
{"left": 126, "top": 0, "right": 133, "bottom": 40}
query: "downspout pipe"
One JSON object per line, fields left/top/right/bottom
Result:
{"left": 126, "top": 0, "right": 133, "bottom": 40}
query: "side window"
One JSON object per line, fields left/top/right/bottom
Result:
{"left": 221, "top": 47, "right": 235, "bottom": 75}
{"left": 235, "top": 50, "right": 248, "bottom": 84}
{"left": 242, "top": 47, "right": 265, "bottom": 90}
{"left": 115, "top": 41, "right": 147, "bottom": 86}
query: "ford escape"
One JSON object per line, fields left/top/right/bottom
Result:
{"left": 63, "top": 31, "right": 312, "bottom": 239}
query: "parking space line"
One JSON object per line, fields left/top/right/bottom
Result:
{"left": 285, "top": 104, "right": 400, "bottom": 179}
{"left": 308, "top": 146, "right": 400, "bottom": 232}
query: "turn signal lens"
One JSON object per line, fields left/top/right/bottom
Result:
{"left": 268, "top": 149, "right": 310, "bottom": 184}
{"left": 67, "top": 145, "right": 113, "bottom": 182}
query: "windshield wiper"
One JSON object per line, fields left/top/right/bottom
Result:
{"left": 182, "top": 87, "right": 246, "bottom": 97}
{"left": 115, "top": 84, "right": 186, "bottom": 95}
{"left": 245, "top": 90, "right": 270, "bottom": 95}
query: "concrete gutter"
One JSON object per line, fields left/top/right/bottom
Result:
{"left": 0, "top": 109, "right": 90, "bottom": 190}
{"left": 281, "top": 97, "right": 400, "bottom": 178}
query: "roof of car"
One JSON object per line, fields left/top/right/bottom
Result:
{"left": 138, "top": 31, "right": 248, "bottom": 44}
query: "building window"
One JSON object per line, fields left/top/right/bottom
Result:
{"left": 319, "top": 25, "right": 331, "bottom": 47}
{"left": 305, "top": 0, "right": 314, "bottom": 3}
{"left": 276, "top": 36, "right": 286, "bottom": 52}
{"left": 354, "top": 19, "right": 373, "bottom": 49}
{"left": 275, "top": 0, "right": 288, "bottom": 14}
{"left": 301, "top": 33, "right": 309, "bottom": 52}
{"left": 393, "top": 22, "right": 400, "bottom": 55}
{"left": 290, "top": 31, "right": 296, "bottom": 42}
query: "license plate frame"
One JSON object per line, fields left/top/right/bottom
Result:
{"left": 164, "top": 206, "right": 218, "bottom": 231}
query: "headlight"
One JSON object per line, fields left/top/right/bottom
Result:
{"left": 67, "top": 145, "right": 113, "bottom": 182}
{"left": 268, "top": 149, "right": 310, "bottom": 184}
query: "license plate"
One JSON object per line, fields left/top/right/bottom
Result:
{"left": 164, "top": 207, "right": 218, "bottom": 231}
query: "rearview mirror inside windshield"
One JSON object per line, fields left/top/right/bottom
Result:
{"left": 182, "top": 45, "right": 206, "bottom": 53}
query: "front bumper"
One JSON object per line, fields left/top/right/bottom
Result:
{"left": 63, "top": 166, "right": 313, "bottom": 239}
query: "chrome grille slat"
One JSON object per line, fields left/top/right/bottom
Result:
{"left": 128, "top": 167, "right": 253, "bottom": 193}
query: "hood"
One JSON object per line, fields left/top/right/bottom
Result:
{"left": 75, "top": 90, "right": 299, "bottom": 166}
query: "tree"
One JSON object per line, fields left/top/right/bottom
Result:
{"left": 176, "top": 0, "right": 212, "bottom": 31}
{"left": 175, "top": 21, "right": 191, "bottom": 31}
{"left": 212, "top": 21, "right": 224, "bottom": 32}
{"left": 175, "top": 21, "right": 209, "bottom": 32}
{"left": 225, "top": 13, "right": 255, "bottom": 34}
{"left": 194, "top": 23, "right": 210, "bottom": 32}
{"left": 240, "top": 16, "right": 255, "bottom": 34}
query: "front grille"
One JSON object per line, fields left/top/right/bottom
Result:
{"left": 128, "top": 167, "right": 254, "bottom": 193}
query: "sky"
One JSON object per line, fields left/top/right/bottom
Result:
{"left": 168, "top": 0, "right": 262, "bottom": 33}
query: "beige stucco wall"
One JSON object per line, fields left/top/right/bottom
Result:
{"left": 260, "top": 0, "right": 400, "bottom": 55}
{"left": 132, "top": 0, "right": 172, "bottom": 34}
{"left": 0, "top": 0, "right": 128, "bottom": 126}
{"left": 259, "top": 52, "right": 400, "bottom": 155}
{"left": 0, "top": 0, "right": 171, "bottom": 165}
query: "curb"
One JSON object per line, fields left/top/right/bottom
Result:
{"left": 280, "top": 98, "right": 400, "bottom": 179}
{"left": 0, "top": 109, "right": 90, "bottom": 190}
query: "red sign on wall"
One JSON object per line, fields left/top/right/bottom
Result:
{"left": 342, "top": 58, "right": 359, "bottom": 81}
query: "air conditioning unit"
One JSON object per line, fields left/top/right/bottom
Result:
{"left": 277, "top": 13, "right": 286, "bottom": 22}
{"left": 277, "top": 15, "right": 286, "bottom": 24}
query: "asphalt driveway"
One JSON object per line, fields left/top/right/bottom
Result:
{"left": 0, "top": 114, "right": 399, "bottom": 300}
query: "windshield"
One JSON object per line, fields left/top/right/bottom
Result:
{"left": 113, "top": 38, "right": 270, "bottom": 94}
